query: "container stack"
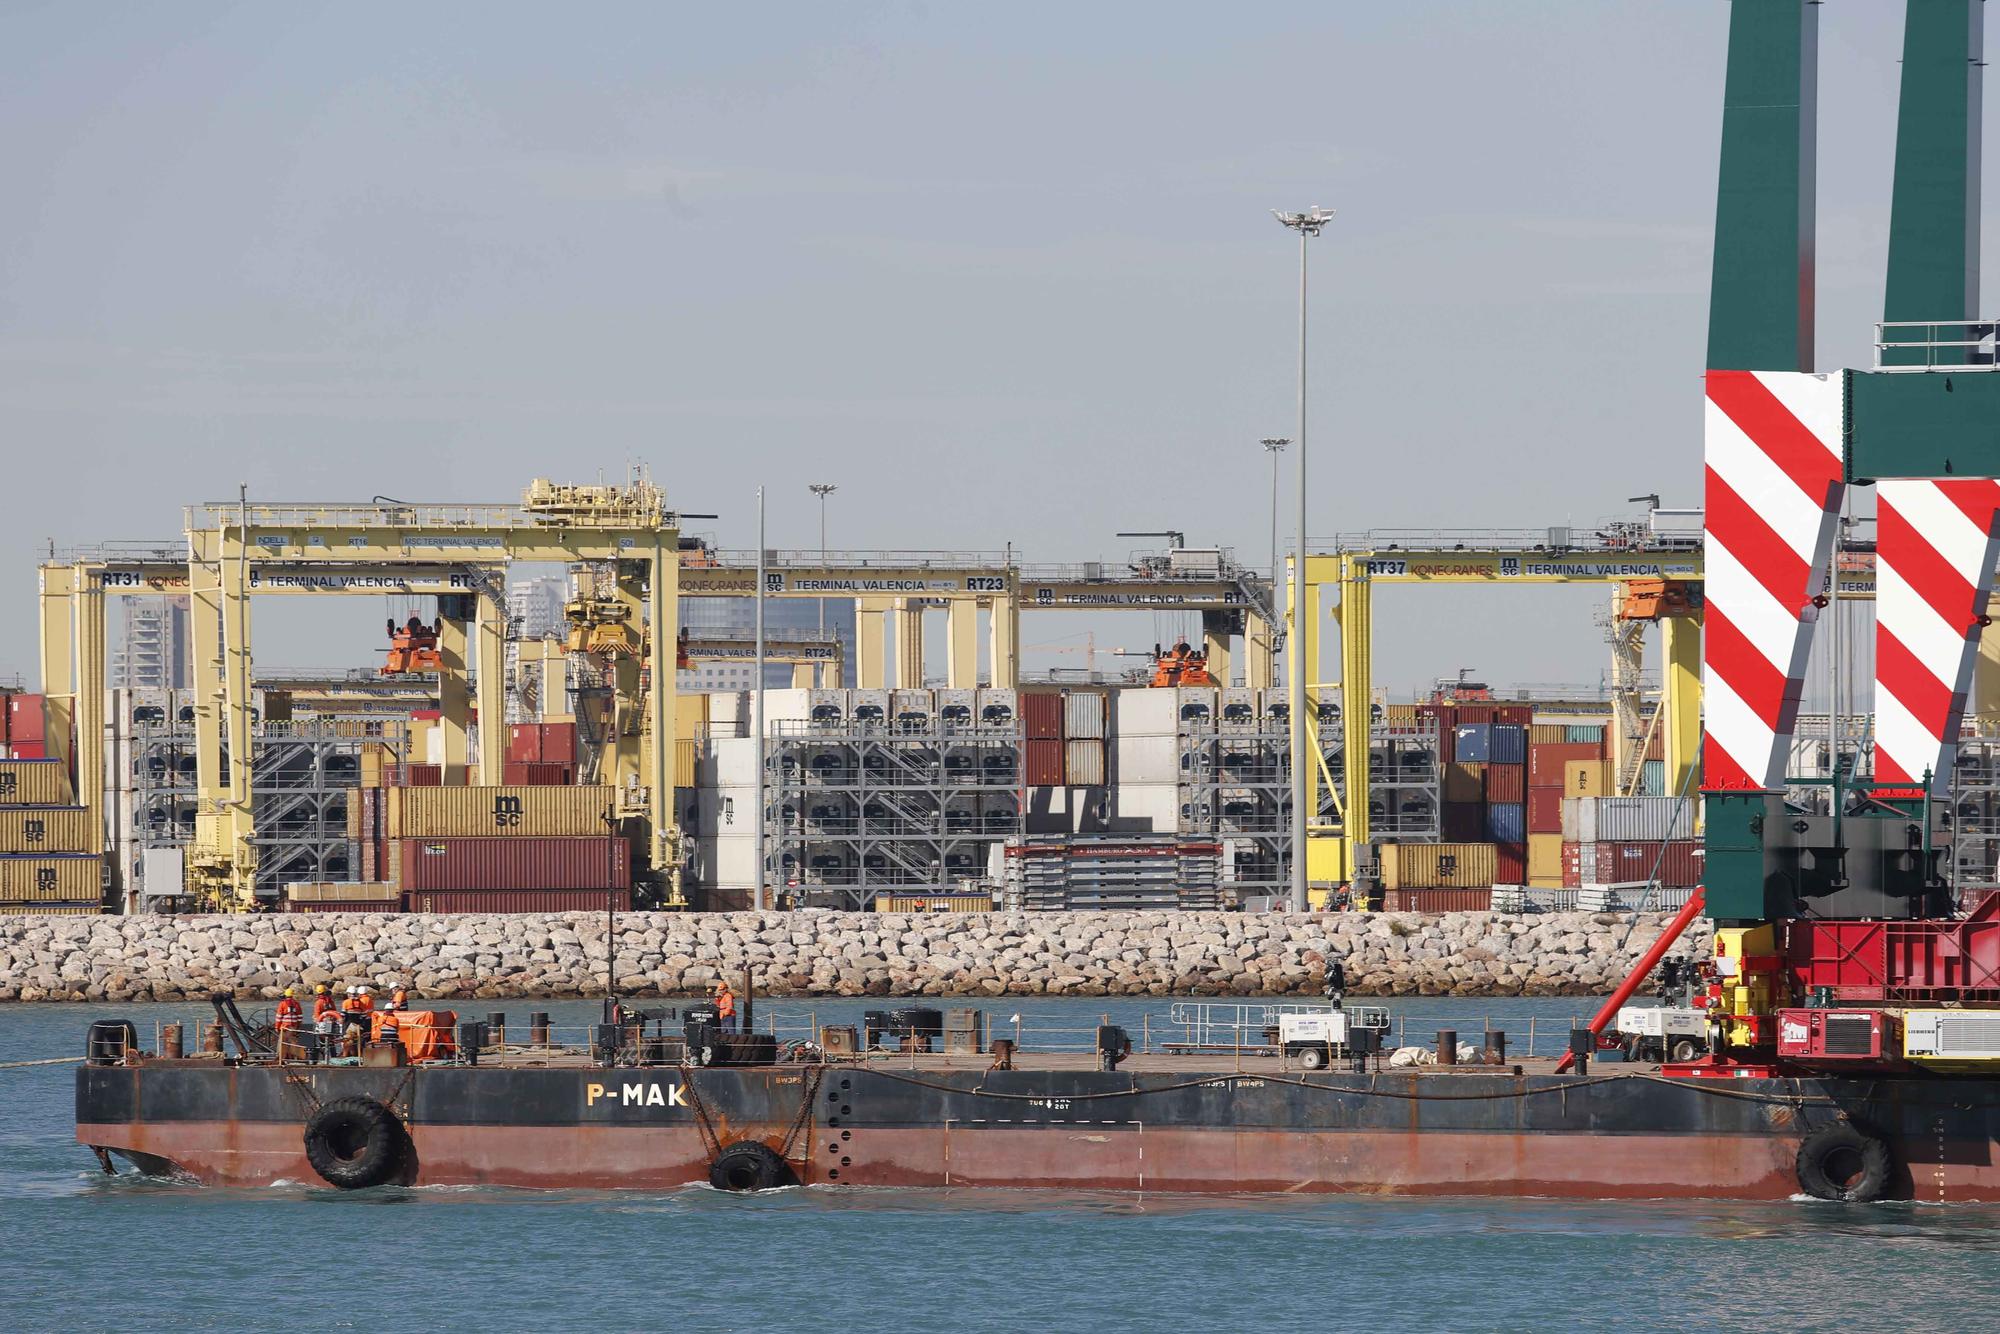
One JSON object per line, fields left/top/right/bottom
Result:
{"left": 1409, "top": 701, "right": 1532, "bottom": 905}
{"left": 1063, "top": 689, "right": 1106, "bottom": 788}
{"left": 0, "top": 757, "right": 102, "bottom": 914}
{"left": 3, "top": 693, "right": 48, "bottom": 759}
{"left": 1002, "top": 834, "right": 1221, "bottom": 911}
{"left": 503, "top": 721, "right": 578, "bottom": 786}
{"left": 1560, "top": 795, "right": 1701, "bottom": 892}
{"left": 1526, "top": 723, "right": 1606, "bottom": 891}
{"left": 1022, "top": 689, "right": 1064, "bottom": 786}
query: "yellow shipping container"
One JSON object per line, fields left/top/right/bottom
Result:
{"left": 1564, "top": 760, "right": 1615, "bottom": 797}
{"left": 1377, "top": 842, "right": 1499, "bottom": 890}
{"left": 344, "top": 798, "right": 364, "bottom": 841}
{"left": 676, "top": 738, "right": 698, "bottom": 788}
{"left": 286, "top": 882, "right": 398, "bottom": 903}
{"left": 1529, "top": 724, "right": 1567, "bottom": 746}
{"left": 0, "top": 903, "right": 102, "bottom": 915}
{"left": 873, "top": 893, "right": 993, "bottom": 912}
{"left": 386, "top": 785, "right": 617, "bottom": 838}
{"left": 0, "top": 760, "right": 73, "bottom": 805}
{"left": 1527, "top": 875, "right": 1565, "bottom": 890}
{"left": 1382, "top": 703, "right": 1418, "bottom": 727}
{"left": 0, "top": 807, "right": 94, "bottom": 854}
{"left": 0, "top": 854, "right": 102, "bottom": 901}
{"left": 1443, "top": 762, "right": 1484, "bottom": 803}
{"left": 1527, "top": 832, "right": 1565, "bottom": 880}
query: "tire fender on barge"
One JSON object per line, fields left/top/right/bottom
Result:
{"left": 304, "top": 1096, "right": 410, "bottom": 1190}
{"left": 1795, "top": 1122, "right": 1892, "bottom": 1202}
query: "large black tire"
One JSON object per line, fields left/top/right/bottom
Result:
{"left": 304, "top": 1096, "right": 407, "bottom": 1190}
{"left": 1796, "top": 1122, "right": 1892, "bottom": 1202}
{"left": 708, "top": 1140, "right": 795, "bottom": 1193}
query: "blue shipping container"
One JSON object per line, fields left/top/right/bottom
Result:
{"left": 1453, "top": 724, "right": 1491, "bottom": 763}
{"left": 1489, "top": 724, "right": 1526, "bottom": 765}
{"left": 1485, "top": 801, "right": 1526, "bottom": 843}
{"left": 1565, "top": 724, "right": 1605, "bottom": 744}
{"left": 1638, "top": 759, "right": 1666, "bottom": 796}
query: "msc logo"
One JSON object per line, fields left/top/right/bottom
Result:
{"left": 22, "top": 818, "right": 45, "bottom": 844}
{"left": 35, "top": 868, "right": 57, "bottom": 892}
{"left": 764, "top": 573, "right": 785, "bottom": 594}
{"left": 1498, "top": 556, "right": 1522, "bottom": 577}
{"left": 0, "top": 774, "right": 14, "bottom": 796}
{"left": 492, "top": 795, "right": 523, "bottom": 829}
{"left": 586, "top": 1080, "right": 687, "bottom": 1110}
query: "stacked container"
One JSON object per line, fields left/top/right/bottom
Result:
{"left": 3, "top": 693, "right": 48, "bottom": 759}
{"left": 1063, "top": 689, "right": 1106, "bottom": 788}
{"left": 0, "top": 757, "right": 100, "bottom": 912}
{"left": 1559, "top": 794, "right": 1702, "bottom": 892}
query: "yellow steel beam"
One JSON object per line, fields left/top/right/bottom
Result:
{"left": 73, "top": 563, "right": 105, "bottom": 854}
{"left": 608, "top": 566, "right": 646, "bottom": 793}
{"left": 989, "top": 594, "right": 1018, "bottom": 689}
{"left": 36, "top": 564, "right": 75, "bottom": 774}
{"left": 1244, "top": 611, "right": 1275, "bottom": 690}
{"left": 1201, "top": 612, "right": 1233, "bottom": 688}
{"left": 475, "top": 596, "right": 507, "bottom": 783}
{"left": 1662, "top": 615, "right": 1703, "bottom": 799}
{"left": 893, "top": 599, "right": 925, "bottom": 689}
{"left": 649, "top": 536, "right": 680, "bottom": 903}
{"left": 856, "top": 598, "right": 888, "bottom": 689}
{"left": 436, "top": 609, "right": 472, "bottom": 786}
{"left": 1335, "top": 555, "right": 1370, "bottom": 885}
{"left": 946, "top": 599, "right": 979, "bottom": 689}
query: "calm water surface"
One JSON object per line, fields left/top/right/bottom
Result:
{"left": 5, "top": 995, "right": 1999, "bottom": 1332}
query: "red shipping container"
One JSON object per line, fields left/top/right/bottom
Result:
{"left": 1441, "top": 802, "right": 1484, "bottom": 842}
{"left": 7, "top": 695, "right": 45, "bottom": 744}
{"left": 398, "top": 837, "right": 631, "bottom": 891}
{"left": 1495, "top": 842, "right": 1526, "bottom": 884}
{"left": 1024, "top": 738, "right": 1065, "bottom": 785}
{"left": 1022, "top": 693, "right": 1063, "bottom": 740}
{"left": 1529, "top": 742, "right": 1601, "bottom": 786}
{"left": 1561, "top": 841, "right": 1584, "bottom": 889}
{"left": 1454, "top": 704, "right": 1496, "bottom": 725}
{"left": 539, "top": 722, "right": 577, "bottom": 764}
{"left": 1493, "top": 704, "right": 1533, "bottom": 726}
{"left": 1573, "top": 840, "right": 1704, "bottom": 886}
{"left": 386, "top": 764, "right": 442, "bottom": 787}
{"left": 1528, "top": 786, "right": 1563, "bottom": 834}
{"left": 1483, "top": 763, "right": 1525, "bottom": 803}
{"left": 6, "top": 741, "right": 47, "bottom": 760}
{"left": 507, "top": 724, "right": 541, "bottom": 763}
{"left": 402, "top": 888, "right": 631, "bottom": 913}
{"left": 502, "top": 761, "right": 574, "bottom": 786}
{"left": 1384, "top": 887, "right": 1494, "bottom": 912}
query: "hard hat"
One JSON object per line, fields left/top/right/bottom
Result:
{"left": 315, "top": 984, "right": 328, "bottom": 994}
{"left": 359, "top": 984, "right": 371, "bottom": 994}
{"left": 284, "top": 987, "right": 295, "bottom": 997}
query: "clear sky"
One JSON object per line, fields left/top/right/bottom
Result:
{"left": 0, "top": 2, "right": 1964, "bottom": 694}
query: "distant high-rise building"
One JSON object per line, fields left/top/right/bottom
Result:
{"left": 114, "top": 598, "right": 190, "bottom": 689}
{"left": 679, "top": 597, "right": 856, "bottom": 690}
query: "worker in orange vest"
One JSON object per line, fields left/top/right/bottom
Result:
{"left": 339, "top": 985, "right": 372, "bottom": 1056}
{"left": 311, "top": 985, "right": 340, "bottom": 1061}
{"left": 713, "top": 980, "right": 737, "bottom": 1033}
{"left": 274, "top": 987, "right": 302, "bottom": 1031}
{"left": 274, "top": 987, "right": 303, "bottom": 1062}
{"left": 384, "top": 981, "right": 409, "bottom": 1012}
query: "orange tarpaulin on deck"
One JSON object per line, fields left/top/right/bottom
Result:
{"left": 372, "top": 1010, "right": 458, "bottom": 1062}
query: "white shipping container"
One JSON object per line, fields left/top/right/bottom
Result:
{"left": 1561, "top": 795, "right": 1697, "bottom": 843}
{"left": 976, "top": 688, "right": 1019, "bottom": 728}
{"left": 1112, "top": 733, "right": 1183, "bottom": 786}
{"left": 1116, "top": 782, "right": 1182, "bottom": 833}
{"left": 1110, "top": 687, "right": 1179, "bottom": 739}
{"left": 712, "top": 737, "right": 760, "bottom": 789}
{"left": 708, "top": 833, "right": 762, "bottom": 889}
{"left": 1063, "top": 690, "right": 1107, "bottom": 739}
{"left": 1065, "top": 738, "right": 1105, "bottom": 785}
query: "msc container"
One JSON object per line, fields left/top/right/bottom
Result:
{"left": 1382, "top": 887, "right": 1494, "bottom": 912}
{"left": 1064, "top": 739, "right": 1106, "bottom": 786}
{"left": 1377, "top": 842, "right": 1499, "bottom": 890}
{"left": 0, "top": 853, "right": 101, "bottom": 901}
{"left": 1022, "top": 692, "right": 1064, "bottom": 740}
{"left": 1527, "top": 832, "right": 1564, "bottom": 881}
{"left": 501, "top": 762, "right": 575, "bottom": 786}
{"left": 1024, "top": 739, "right": 1066, "bottom": 786}
{"left": 1489, "top": 724, "right": 1526, "bottom": 765}
{"left": 1452, "top": 724, "right": 1492, "bottom": 762}
{"left": 401, "top": 889, "right": 632, "bottom": 914}
{"left": 385, "top": 785, "right": 617, "bottom": 839}
{"left": 1528, "top": 786, "right": 1563, "bottom": 834}
{"left": 0, "top": 807, "right": 94, "bottom": 854}
{"left": 1063, "top": 690, "right": 1107, "bottom": 740}
{"left": 0, "top": 759, "right": 72, "bottom": 805}
{"left": 1562, "top": 760, "right": 1615, "bottom": 798}
{"left": 1485, "top": 802, "right": 1526, "bottom": 844}
{"left": 1561, "top": 796, "right": 1696, "bottom": 844}
{"left": 1529, "top": 742, "right": 1601, "bottom": 786}
{"left": 0, "top": 903, "right": 102, "bottom": 915}
{"left": 1442, "top": 762, "right": 1484, "bottom": 803}
{"left": 6, "top": 695, "right": 45, "bottom": 743}
{"left": 396, "top": 837, "right": 631, "bottom": 891}
{"left": 1483, "top": 763, "right": 1524, "bottom": 803}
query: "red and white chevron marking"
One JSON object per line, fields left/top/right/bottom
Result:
{"left": 1700, "top": 370, "right": 1845, "bottom": 790}
{"left": 1872, "top": 478, "right": 2000, "bottom": 792}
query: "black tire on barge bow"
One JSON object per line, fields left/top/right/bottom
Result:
{"left": 304, "top": 1096, "right": 409, "bottom": 1190}
{"left": 1795, "top": 1122, "right": 1892, "bottom": 1202}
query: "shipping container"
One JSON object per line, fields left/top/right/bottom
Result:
{"left": 285, "top": 881, "right": 399, "bottom": 903}
{"left": 1441, "top": 803, "right": 1485, "bottom": 843}
{"left": 1486, "top": 801, "right": 1526, "bottom": 844}
{"left": 1495, "top": 841, "right": 1526, "bottom": 885}
{"left": 1024, "top": 739, "right": 1066, "bottom": 786}
{"left": 507, "top": 724, "right": 541, "bottom": 764}
{"left": 539, "top": 722, "right": 577, "bottom": 764}
{"left": 676, "top": 738, "right": 698, "bottom": 788}
{"left": 5, "top": 741, "right": 47, "bottom": 760}
{"left": 1064, "top": 739, "right": 1106, "bottom": 786}
{"left": 0, "top": 759, "right": 70, "bottom": 805}
{"left": 385, "top": 785, "right": 618, "bottom": 839}
{"left": 1527, "top": 833, "right": 1564, "bottom": 881}
{"left": 1565, "top": 723, "right": 1606, "bottom": 745}
{"left": 1563, "top": 760, "right": 1615, "bottom": 798}
{"left": 1454, "top": 705, "right": 1496, "bottom": 725}
{"left": 501, "top": 761, "right": 575, "bottom": 786}
{"left": 0, "top": 903, "right": 100, "bottom": 916}
{"left": 1022, "top": 692, "right": 1064, "bottom": 740}
{"left": 0, "top": 807, "right": 94, "bottom": 854}
{"left": 1452, "top": 724, "right": 1492, "bottom": 762}
{"left": 1382, "top": 887, "right": 1494, "bottom": 912}
{"left": 1489, "top": 724, "right": 1526, "bottom": 765}
{"left": 1561, "top": 841, "right": 1584, "bottom": 889}
{"left": 1638, "top": 758, "right": 1667, "bottom": 796}
{"left": 1493, "top": 704, "right": 1533, "bottom": 726}
{"left": 6, "top": 695, "right": 45, "bottom": 743}
{"left": 1063, "top": 690, "right": 1107, "bottom": 740}
{"left": 1569, "top": 839, "right": 1704, "bottom": 886}
{"left": 1443, "top": 762, "right": 1485, "bottom": 803}
{"left": 1377, "top": 842, "right": 1499, "bottom": 890}
{"left": 1110, "top": 687, "right": 1178, "bottom": 738}
{"left": 1483, "top": 763, "right": 1524, "bottom": 803}
{"left": 1382, "top": 704, "right": 1419, "bottom": 727}
{"left": 1561, "top": 796, "right": 1696, "bottom": 843}
{"left": 0, "top": 853, "right": 101, "bottom": 901}
{"left": 402, "top": 888, "right": 632, "bottom": 914}
{"left": 1528, "top": 786, "right": 1563, "bottom": 834}
{"left": 1529, "top": 724, "right": 1567, "bottom": 746}
{"left": 1529, "top": 742, "right": 1601, "bottom": 786}
{"left": 397, "top": 837, "right": 631, "bottom": 891}
{"left": 1113, "top": 733, "right": 1182, "bottom": 786}
{"left": 873, "top": 894, "right": 994, "bottom": 913}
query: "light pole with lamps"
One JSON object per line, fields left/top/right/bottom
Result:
{"left": 1274, "top": 206, "right": 1333, "bottom": 913}
{"left": 809, "top": 483, "right": 837, "bottom": 688}
{"left": 1259, "top": 438, "right": 1289, "bottom": 595}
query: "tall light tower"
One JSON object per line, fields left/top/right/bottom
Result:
{"left": 1274, "top": 206, "right": 1334, "bottom": 913}
{"left": 808, "top": 483, "right": 837, "bottom": 642}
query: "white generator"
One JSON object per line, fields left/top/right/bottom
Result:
{"left": 1615, "top": 1004, "right": 1708, "bottom": 1063}
{"left": 1278, "top": 1006, "right": 1389, "bottom": 1069}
